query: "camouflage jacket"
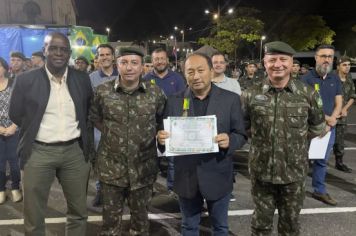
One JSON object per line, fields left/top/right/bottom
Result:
{"left": 239, "top": 74, "right": 261, "bottom": 91}
{"left": 89, "top": 79, "right": 166, "bottom": 189}
{"left": 338, "top": 73, "right": 356, "bottom": 124}
{"left": 242, "top": 78, "right": 325, "bottom": 184}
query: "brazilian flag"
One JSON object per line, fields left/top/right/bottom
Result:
{"left": 91, "top": 34, "right": 108, "bottom": 59}
{"left": 69, "top": 26, "right": 93, "bottom": 61}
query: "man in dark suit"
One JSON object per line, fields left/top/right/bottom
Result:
{"left": 157, "top": 53, "right": 246, "bottom": 235}
{"left": 9, "top": 32, "right": 93, "bottom": 236}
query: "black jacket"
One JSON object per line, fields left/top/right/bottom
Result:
{"left": 9, "top": 67, "right": 93, "bottom": 165}
{"left": 161, "top": 84, "right": 247, "bottom": 200}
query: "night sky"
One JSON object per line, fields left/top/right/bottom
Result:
{"left": 74, "top": 0, "right": 356, "bottom": 44}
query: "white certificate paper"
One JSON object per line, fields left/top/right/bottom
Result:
{"left": 164, "top": 115, "right": 219, "bottom": 156}
{"left": 308, "top": 131, "right": 331, "bottom": 159}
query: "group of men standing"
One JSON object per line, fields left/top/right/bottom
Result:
{"left": 7, "top": 30, "right": 355, "bottom": 236}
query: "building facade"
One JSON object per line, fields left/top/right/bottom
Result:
{"left": 0, "top": 0, "right": 77, "bottom": 25}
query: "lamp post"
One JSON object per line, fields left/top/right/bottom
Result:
{"left": 174, "top": 26, "right": 192, "bottom": 43}
{"left": 106, "top": 27, "right": 110, "bottom": 41}
{"left": 259, "top": 35, "right": 266, "bottom": 62}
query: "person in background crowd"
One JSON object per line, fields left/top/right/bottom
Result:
{"left": 90, "top": 47, "right": 166, "bottom": 236}
{"left": 211, "top": 51, "right": 241, "bottom": 95}
{"left": 242, "top": 41, "right": 326, "bottom": 236}
{"left": 9, "top": 32, "right": 93, "bottom": 236}
{"left": 31, "top": 51, "right": 45, "bottom": 68}
{"left": 300, "top": 64, "right": 310, "bottom": 75}
{"left": 75, "top": 56, "right": 90, "bottom": 72}
{"left": 0, "top": 57, "right": 22, "bottom": 205}
{"left": 157, "top": 52, "right": 246, "bottom": 235}
{"left": 143, "top": 55, "right": 153, "bottom": 76}
{"left": 143, "top": 48, "right": 186, "bottom": 198}
{"left": 9, "top": 51, "right": 26, "bottom": 79}
{"left": 89, "top": 43, "right": 118, "bottom": 207}
{"left": 302, "top": 45, "right": 342, "bottom": 206}
{"left": 333, "top": 56, "right": 355, "bottom": 173}
{"left": 239, "top": 60, "right": 260, "bottom": 91}
{"left": 291, "top": 59, "right": 301, "bottom": 79}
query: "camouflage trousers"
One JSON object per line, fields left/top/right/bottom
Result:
{"left": 333, "top": 124, "right": 346, "bottom": 158}
{"left": 99, "top": 183, "right": 153, "bottom": 236}
{"left": 251, "top": 179, "right": 305, "bottom": 236}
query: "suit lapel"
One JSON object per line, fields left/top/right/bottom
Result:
{"left": 38, "top": 68, "right": 51, "bottom": 113}
{"left": 206, "top": 84, "right": 219, "bottom": 116}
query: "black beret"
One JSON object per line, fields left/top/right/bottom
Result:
{"left": 32, "top": 51, "right": 45, "bottom": 59}
{"left": 337, "top": 56, "right": 351, "bottom": 65}
{"left": 301, "top": 64, "right": 310, "bottom": 69}
{"left": 293, "top": 59, "right": 301, "bottom": 65}
{"left": 245, "top": 60, "right": 257, "bottom": 66}
{"left": 117, "top": 46, "right": 144, "bottom": 58}
{"left": 264, "top": 41, "right": 296, "bottom": 56}
{"left": 143, "top": 55, "right": 152, "bottom": 63}
{"left": 75, "top": 56, "right": 89, "bottom": 65}
{"left": 10, "top": 51, "right": 26, "bottom": 61}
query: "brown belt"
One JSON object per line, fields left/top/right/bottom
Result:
{"left": 34, "top": 138, "right": 80, "bottom": 146}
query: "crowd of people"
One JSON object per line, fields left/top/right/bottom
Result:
{"left": 0, "top": 31, "right": 355, "bottom": 236}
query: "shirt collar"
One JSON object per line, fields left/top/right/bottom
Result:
{"left": 99, "top": 68, "right": 118, "bottom": 78}
{"left": 45, "top": 65, "right": 68, "bottom": 83}
{"left": 261, "top": 78, "right": 296, "bottom": 94}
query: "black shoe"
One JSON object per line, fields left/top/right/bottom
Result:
{"left": 230, "top": 193, "right": 236, "bottom": 202}
{"left": 335, "top": 163, "right": 352, "bottom": 173}
{"left": 312, "top": 192, "right": 337, "bottom": 206}
{"left": 92, "top": 191, "right": 103, "bottom": 207}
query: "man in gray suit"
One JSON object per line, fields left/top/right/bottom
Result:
{"left": 9, "top": 32, "right": 93, "bottom": 236}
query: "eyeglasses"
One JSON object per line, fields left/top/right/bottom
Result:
{"left": 153, "top": 57, "right": 166, "bottom": 62}
{"left": 47, "top": 46, "right": 71, "bottom": 54}
{"left": 317, "top": 54, "right": 334, "bottom": 59}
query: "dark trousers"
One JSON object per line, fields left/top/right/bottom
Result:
{"left": 0, "top": 132, "right": 20, "bottom": 191}
{"left": 333, "top": 123, "right": 346, "bottom": 159}
{"left": 179, "top": 192, "right": 230, "bottom": 236}
{"left": 23, "top": 142, "right": 90, "bottom": 236}
{"left": 251, "top": 180, "right": 305, "bottom": 236}
{"left": 100, "top": 183, "right": 153, "bottom": 236}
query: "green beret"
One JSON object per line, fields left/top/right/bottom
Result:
{"left": 337, "top": 56, "right": 351, "bottom": 65}
{"left": 32, "top": 51, "right": 45, "bottom": 59}
{"left": 293, "top": 59, "right": 301, "bottom": 65}
{"left": 264, "top": 41, "right": 296, "bottom": 56}
{"left": 117, "top": 46, "right": 144, "bottom": 58}
{"left": 75, "top": 56, "right": 89, "bottom": 65}
{"left": 143, "top": 55, "right": 152, "bottom": 63}
{"left": 10, "top": 51, "right": 26, "bottom": 61}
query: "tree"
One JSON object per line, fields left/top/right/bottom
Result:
{"left": 198, "top": 7, "right": 264, "bottom": 57}
{"left": 275, "top": 15, "right": 335, "bottom": 51}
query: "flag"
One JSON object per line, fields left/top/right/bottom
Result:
{"left": 172, "top": 37, "right": 177, "bottom": 59}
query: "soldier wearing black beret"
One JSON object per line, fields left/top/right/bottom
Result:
{"left": 292, "top": 59, "right": 301, "bottom": 79}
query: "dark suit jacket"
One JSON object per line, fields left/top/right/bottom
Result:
{"left": 9, "top": 67, "right": 93, "bottom": 165}
{"left": 162, "top": 84, "right": 247, "bottom": 200}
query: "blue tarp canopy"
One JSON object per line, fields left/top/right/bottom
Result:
{"left": 0, "top": 26, "right": 68, "bottom": 62}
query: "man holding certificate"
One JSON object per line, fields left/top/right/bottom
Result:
{"left": 157, "top": 53, "right": 247, "bottom": 235}
{"left": 242, "top": 41, "right": 327, "bottom": 236}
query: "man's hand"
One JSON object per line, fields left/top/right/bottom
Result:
{"left": 215, "top": 133, "right": 229, "bottom": 149}
{"left": 157, "top": 130, "right": 170, "bottom": 146}
{"left": 4, "top": 125, "right": 17, "bottom": 136}
{"left": 326, "top": 115, "right": 338, "bottom": 127}
{"left": 341, "top": 108, "right": 348, "bottom": 117}
{"left": 320, "top": 125, "right": 331, "bottom": 138}
{"left": 0, "top": 126, "right": 5, "bottom": 136}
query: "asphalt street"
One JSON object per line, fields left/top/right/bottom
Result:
{"left": 1, "top": 106, "right": 356, "bottom": 236}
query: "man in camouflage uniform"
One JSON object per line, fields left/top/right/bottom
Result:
{"left": 89, "top": 47, "right": 166, "bottom": 236}
{"left": 239, "top": 60, "right": 260, "bottom": 91}
{"left": 291, "top": 59, "right": 301, "bottom": 80}
{"left": 242, "top": 41, "right": 326, "bottom": 236}
{"left": 333, "top": 56, "right": 355, "bottom": 172}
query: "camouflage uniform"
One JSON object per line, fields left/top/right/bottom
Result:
{"left": 334, "top": 74, "right": 356, "bottom": 159}
{"left": 89, "top": 79, "right": 166, "bottom": 236}
{"left": 291, "top": 73, "right": 301, "bottom": 80}
{"left": 239, "top": 74, "right": 261, "bottom": 91}
{"left": 242, "top": 78, "right": 325, "bottom": 236}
